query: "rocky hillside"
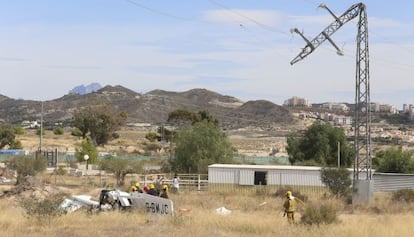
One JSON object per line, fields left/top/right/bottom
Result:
{"left": 0, "top": 85, "right": 296, "bottom": 130}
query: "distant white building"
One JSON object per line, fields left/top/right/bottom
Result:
{"left": 21, "top": 120, "right": 39, "bottom": 129}
{"left": 208, "top": 164, "right": 324, "bottom": 187}
{"left": 402, "top": 104, "right": 414, "bottom": 121}
{"left": 403, "top": 104, "right": 410, "bottom": 113}
{"left": 371, "top": 103, "right": 398, "bottom": 114}
{"left": 321, "top": 103, "right": 349, "bottom": 111}
{"left": 334, "top": 116, "right": 353, "bottom": 126}
{"left": 318, "top": 112, "right": 333, "bottom": 121}
{"left": 283, "top": 96, "right": 310, "bottom": 107}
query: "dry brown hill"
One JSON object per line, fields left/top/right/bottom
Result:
{"left": 0, "top": 85, "right": 296, "bottom": 130}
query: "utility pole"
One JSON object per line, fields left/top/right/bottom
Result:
{"left": 290, "top": 3, "right": 372, "bottom": 203}
{"left": 39, "top": 101, "right": 43, "bottom": 152}
{"left": 338, "top": 141, "right": 340, "bottom": 168}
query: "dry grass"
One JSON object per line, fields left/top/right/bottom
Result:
{"left": 8, "top": 131, "right": 414, "bottom": 236}
{"left": 2, "top": 176, "right": 414, "bottom": 237}
{"left": 16, "top": 129, "right": 149, "bottom": 154}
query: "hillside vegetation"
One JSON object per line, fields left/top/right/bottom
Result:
{"left": 0, "top": 86, "right": 295, "bottom": 130}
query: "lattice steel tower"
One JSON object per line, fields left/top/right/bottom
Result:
{"left": 290, "top": 3, "right": 372, "bottom": 202}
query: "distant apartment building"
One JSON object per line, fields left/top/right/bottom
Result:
{"left": 403, "top": 104, "right": 414, "bottom": 121}
{"left": 403, "top": 104, "right": 411, "bottom": 113}
{"left": 283, "top": 96, "right": 310, "bottom": 107}
{"left": 321, "top": 102, "right": 350, "bottom": 112}
{"left": 334, "top": 116, "right": 353, "bottom": 126}
{"left": 317, "top": 112, "right": 333, "bottom": 121}
{"left": 371, "top": 103, "right": 398, "bottom": 114}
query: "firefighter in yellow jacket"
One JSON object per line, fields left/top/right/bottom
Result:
{"left": 283, "top": 191, "right": 297, "bottom": 224}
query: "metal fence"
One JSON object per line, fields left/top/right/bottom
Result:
{"left": 122, "top": 173, "right": 209, "bottom": 192}
{"left": 373, "top": 173, "right": 414, "bottom": 192}
{"left": 61, "top": 168, "right": 414, "bottom": 194}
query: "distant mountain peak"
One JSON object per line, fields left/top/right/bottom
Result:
{"left": 69, "top": 83, "right": 102, "bottom": 95}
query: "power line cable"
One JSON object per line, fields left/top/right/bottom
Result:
{"left": 123, "top": 0, "right": 193, "bottom": 21}
{"left": 301, "top": 0, "right": 320, "bottom": 7}
{"left": 206, "top": 0, "right": 290, "bottom": 36}
{"left": 123, "top": 0, "right": 295, "bottom": 59}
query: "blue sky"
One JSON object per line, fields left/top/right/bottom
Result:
{"left": 1, "top": 0, "right": 414, "bottom": 108}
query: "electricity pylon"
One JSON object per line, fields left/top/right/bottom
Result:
{"left": 290, "top": 3, "right": 372, "bottom": 202}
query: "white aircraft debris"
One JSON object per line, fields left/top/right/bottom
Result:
{"left": 215, "top": 206, "right": 232, "bottom": 215}
{"left": 60, "top": 189, "right": 174, "bottom": 215}
{"left": 60, "top": 195, "right": 99, "bottom": 213}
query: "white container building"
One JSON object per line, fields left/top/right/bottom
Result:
{"left": 208, "top": 164, "right": 324, "bottom": 187}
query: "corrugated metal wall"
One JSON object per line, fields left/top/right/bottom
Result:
{"left": 267, "top": 169, "right": 323, "bottom": 186}
{"left": 208, "top": 167, "right": 238, "bottom": 184}
{"left": 239, "top": 169, "right": 254, "bottom": 185}
{"left": 374, "top": 173, "right": 414, "bottom": 192}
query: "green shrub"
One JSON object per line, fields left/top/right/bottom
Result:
{"left": 18, "top": 193, "right": 67, "bottom": 225}
{"left": 71, "top": 127, "right": 82, "bottom": 137}
{"left": 301, "top": 201, "right": 338, "bottom": 225}
{"left": 320, "top": 167, "right": 352, "bottom": 198}
{"left": 14, "top": 126, "right": 25, "bottom": 135}
{"left": 36, "top": 128, "right": 45, "bottom": 136}
{"left": 55, "top": 166, "right": 67, "bottom": 176}
{"left": 12, "top": 140, "right": 23, "bottom": 149}
{"left": 145, "top": 132, "right": 158, "bottom": 142}
{"left": 53, "top": 127, "right": 64, "bottom": 135}
{"left": 112, "top": 132, "right": 120, "bottom": 139}
{"left": 392, "top": 189, "right": 414, "bottom": 203}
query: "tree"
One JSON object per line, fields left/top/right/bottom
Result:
{"left": 167, "top": 109, "right": 198, "bottom": 127}
{"left": 320, "top": 167, "right": 352, "bottom": 197}
{"left": 0, "top": 124, "right": 22, "bottom": 149}
{"left": 100, "top": 157, "right": 143, "bottom": 186}
{"left": 374, "top": 147, "right": 414, "bottom": 173}
{"left": 171, "top": 122, "right": 234, "bottom": 173}
{"left": 167, "top": 109, "right": 219, "bottom": 127}
{"left": 75, "top": 139, "right": 98, "bottom": 164}
{"left": 286, "top": 121, "right": 353, "bottom": 167}
{"left": 72, "top": 104, "right": 127, "bottom": 146}
{"left": 6, "top": 155, "right": 47, "bottom": 184}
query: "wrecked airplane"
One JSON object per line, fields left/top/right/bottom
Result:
{"left": 60, "top": 189, "right": 174, "bottom": 215}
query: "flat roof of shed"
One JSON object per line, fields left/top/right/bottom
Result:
{"left": 208, "top": 164, "right": 322, "bottom": 171}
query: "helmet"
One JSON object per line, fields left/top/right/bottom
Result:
{"left": 162, "top": 184, "right": 168, "bottom": 190}
{"left": 131, "top": 186, "right": 137, "bottom": 192}
{"left": 135, "top": 182, "right": 140, "bottom": 187}
{"left": 149, "top": 183, "right": 155, "bottom": 189}
{"left": 286, "top": 191, "right": 292, "bottom": 196}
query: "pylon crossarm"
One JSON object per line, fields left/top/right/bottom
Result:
{"left": 290, "top": 3, "right": 363, "bottom": 65}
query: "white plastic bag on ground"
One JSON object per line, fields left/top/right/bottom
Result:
{"left": 215, "top": 206, "right": 231, "bottom": 215}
